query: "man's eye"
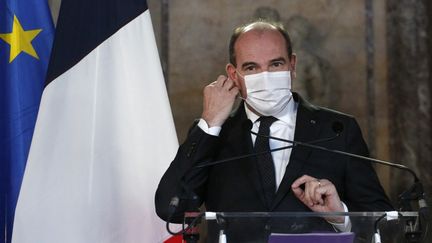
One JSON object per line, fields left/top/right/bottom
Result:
{"left": 272, "top": 62, "right": 283, "bottom": 67}
{"left": 245, "top": 66, "right": 255, "bottom": 71}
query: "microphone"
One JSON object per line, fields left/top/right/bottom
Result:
{"left": 250, "top": 123, "right": 419, "bottom": 182}
{"left": 245, "top": 120, "right": 344, "bottom": 136}
{"left": 194, "top": 145, "right": 294, "bottom": 168}
{"left": 193, "top": 121, "right": 343, "bottom": 169}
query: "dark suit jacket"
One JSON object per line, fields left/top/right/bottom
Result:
{"left": 155, "top": 93, "right": 393, "bottom": 242}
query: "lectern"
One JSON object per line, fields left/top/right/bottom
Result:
{"left": 177, "top": 211, "right": 430, "bottom": 243}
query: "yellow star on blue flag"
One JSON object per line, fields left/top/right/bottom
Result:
{"left": 0, "top": 1, "right": 54, "bottom": 242}
{"left": 0, "top": 15, "right": 42, "bottom": 63}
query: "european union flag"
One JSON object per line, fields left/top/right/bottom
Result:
{"left": 0, "top": 0, "right": 54, "bottom": 242}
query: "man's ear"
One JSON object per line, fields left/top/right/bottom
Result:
{"left": 226, "top": 63, "right": 238, "bottom": 83}
{"left": 226, "top": 63, "right": 247, "bottom": 99}
{"left": 289, "top": 53, "right": 297, "bottom": 80}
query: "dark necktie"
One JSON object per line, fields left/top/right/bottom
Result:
{"left": 254, "top": 116, "right": 277, "bottom": 207}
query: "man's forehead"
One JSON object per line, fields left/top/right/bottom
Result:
{"left": 235, "top": 29, "right": 286, "bottom": 51}
{"left": 234, "top": 29, "right": 288, "bottom": 62}
{"left": 237, "top": 28, "right": 280, "bottom": 41}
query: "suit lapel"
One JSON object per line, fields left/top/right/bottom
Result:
{"left": 271, "top": 94, "right": 322, "bottom": 210}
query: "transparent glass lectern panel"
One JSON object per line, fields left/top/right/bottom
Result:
{"left": 183, "top": 211, "right": 430, "bottom": 243}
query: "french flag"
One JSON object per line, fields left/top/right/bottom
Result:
{"left": 12, "top": 0, "right": 180, "bottom": 242}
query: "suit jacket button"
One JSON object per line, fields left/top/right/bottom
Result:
{"left": 186, "top": 142, "right": 197, "bottom": 158}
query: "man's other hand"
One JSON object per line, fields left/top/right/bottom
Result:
{"left": 291, "top": 174, "right": 345, "bottom": 224}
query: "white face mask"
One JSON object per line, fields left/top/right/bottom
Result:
{"left": 240, "top": 71, "right": 292, "bottom": 116}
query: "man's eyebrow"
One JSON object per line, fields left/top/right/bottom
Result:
{"left": 241, "top": 62, "right": 257, "bottom": 69}
{"left": 270, "top": 57, "right": 287, "bottom": 63}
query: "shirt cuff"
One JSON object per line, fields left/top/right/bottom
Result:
{"left": 328, "top": 202, "right": 352, "bottom": 232}
{"left": 197, "top": 118, "right": 222, "bottom": 136}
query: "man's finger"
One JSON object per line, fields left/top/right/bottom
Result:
{"left": 305, "top": 180, "right": 322, "bottom": 206}
{"left": 291, "top": 185, "right": 305, "bottom": 201}
{"left": 291, "top": 174, "right": 315, "bottom": 189}
{"left": 229, "top": 86, "right": 239, "bottom": 95}
{"left": 313, "top": 189, "right": 325, "bottom": 205}
{"left": 215, "top": 75, "right": 227, "bottom": 86}
{"left": 304, "top": 184, "right": 314, "bottom": 206}
{"left": 224, "top": 78, "right": 235, "bottom": 91}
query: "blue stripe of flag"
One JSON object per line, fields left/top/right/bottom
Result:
{"left": 46, "top": 0, "right": 148, "bottom": 84}
{"left": 0, "top": 0, "right": 54, "bottom": 242}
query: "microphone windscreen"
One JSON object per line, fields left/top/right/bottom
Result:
{"left": 332, "top": 121, "right": 344, "bottom": 134}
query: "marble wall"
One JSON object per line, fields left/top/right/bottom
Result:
{"left": 386, "top": 0, "right": 432, "bottom": 206}
{"left": 47, "top": 0, "right": 431, "bottom": 210}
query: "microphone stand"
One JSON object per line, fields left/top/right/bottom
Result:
{"left": 166, "top": 175, "right": 202, "bottom": 243}
{"left": 399, "top": 182, "right": 427, "bottom": 243}
{"left": 182, "top": 212, "right": 203, "bottom": 243}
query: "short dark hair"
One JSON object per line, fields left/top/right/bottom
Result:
{"left": 228, "top": 20, "right": 293, "bottom": 66}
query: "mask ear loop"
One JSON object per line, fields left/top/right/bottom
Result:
{"left": 235, "top": 69, "right": 245, "bottom": 79}
{"left": 234, "top": 69, "right": 247, "bottom": 101}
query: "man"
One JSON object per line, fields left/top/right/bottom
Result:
{"left": 155, "top": 20, "right": 393, "bottom": 242}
